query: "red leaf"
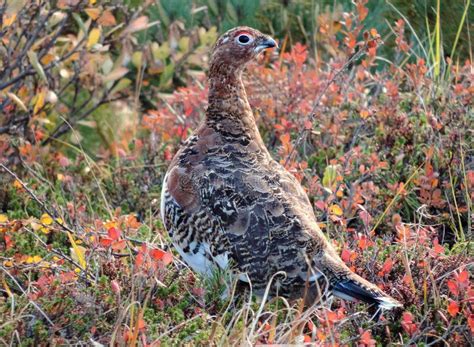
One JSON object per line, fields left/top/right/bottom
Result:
{"left": 150, "top": 248, "right": 173, "bottom": 265}
{"left": 111, "top": 280, "right": 121, "bottom": 294}
{"left": 108, "top": 227, "right": 121, "bottom": 240}
{"left": 401, "top": 312, "right": 418, "bottom": 336}
{"left": 341, "top": 248, "right": 352, "bottom": 263}
{"left": 100, "top": 237, "right": 113, "bottom": 247}
{"left": 4, "top": 235, "right": 13, "bottom": 250}
{"left": 135, "top": 252, "right": 144, "bottom": 267}
{"left": 447, "top": 279, "right": 459, "bottom": 296}
{"left": 432, "top": 242, "right": 444, "bottom": 256}
{"left": 468, "top": 315, "right": 474, "bottom": 334}
{"left": 359, "top": 330, "right": 376, "bottom": 346}
{"left": 458, "top": 270, "right": 469, "bottom": 285}
{"left": 379, "top": 258, "right": 393, "bottom": 276}
{"left": 314, "top": 200, "right": 326, "bottom": 211}
{"left": 447, "top": 300, "right": 459, "bottom": 317}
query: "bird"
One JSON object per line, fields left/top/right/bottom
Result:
{"left": 160, "top": 26, "right": 402, "bottom": 311}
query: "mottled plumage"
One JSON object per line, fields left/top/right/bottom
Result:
{"left": 161, "top": 27, "right": 402, "bottom": 310}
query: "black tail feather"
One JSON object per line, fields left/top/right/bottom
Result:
{"left": 333, "top": 280, "right": 379, "bottom": 305}
{"left": 332, "top": 279, "right": 402, "bottom": 310}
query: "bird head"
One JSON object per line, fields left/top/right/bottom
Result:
{"left": 209, "top": 26, "right": 278, "bottom": 75}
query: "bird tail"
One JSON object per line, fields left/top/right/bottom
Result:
{"left": 332, "top": 273, "right": 402, "bottom": 310}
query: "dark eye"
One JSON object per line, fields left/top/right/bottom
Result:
{"left": 237, "top": 35, "right": 250, "bottom": 44}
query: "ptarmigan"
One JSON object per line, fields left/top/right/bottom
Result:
{"left": 161, "top": 26, "right": 402, "bottom": 311}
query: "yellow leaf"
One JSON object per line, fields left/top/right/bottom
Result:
{"left": 13, "top": 180, "right": 23, "bottom": 189}
{"left": 87, "top": 27, "right": 101, "bottom": 49}
{"left": 40, "top": 213, "right": 53, "bottom": 225}
{"left": 132, "top": 51, "right": 143, "bottom": 68}
{"left": 67, "top": 232, "right": 86, "bottom": 270}
{"left": 84, "top": 8, "right": 101, "bottom": 20}
{"left": 40, "top": 227, "right": 51, "bottom": 234}
{"left": 0, "top": 214, "right": 8, "bottom": 223}
{"left": 40, "top": 262, "right": 51, "bottom": 268}
{"left": 3, "top": 260, "right": 13, "bottom": 268}
{"left": 26, "top": 255, "right": 42, "bottom": 264}
{"left": 329, "top": 204, "right": 343, "bottom": 216}
{"left": 89, "top": 0, "right": 97, "bottom": 4}
{"left": 33, "top": 90, "right": 45, "bottom": 115}
{"left": 56, "top": 217, "right": 64, "bottom": 225}
{"left": 2, "top": 276, "right": 13, "bottom": 299}
{"left": 104, "top": 220, "right": 117, "bottom": 229}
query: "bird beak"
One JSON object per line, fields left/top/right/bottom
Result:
{"left": 255, "top": 37, "right": 278, "bottom": 53}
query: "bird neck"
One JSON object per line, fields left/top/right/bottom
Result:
{"left": 206, "top": 66, "right": 261, "bottom": 140}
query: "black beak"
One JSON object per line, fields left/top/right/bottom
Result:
{"left": 260, "top": 37, "right": 278, "bottom": 49}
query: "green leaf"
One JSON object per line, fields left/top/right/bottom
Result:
{"left": 27, "top": 50, "right": 48, "bottom": 83}
{"left": 159, "top": 62, "right": 175, "bottom": 87}
{"left": 110, "top": 78, "right": 131, "bottom": 95}
{"left": 72, "top": 12, "right": 87, "bottom": 34}
{"left": 322, "top": 165, "right": 338, "bottom": 190}
{"left": 151, "top": 41, "right": 171, "bottom": 61}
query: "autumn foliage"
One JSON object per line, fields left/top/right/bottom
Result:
{"left": 0, "top": 0, "right": 473, "bottom": 345}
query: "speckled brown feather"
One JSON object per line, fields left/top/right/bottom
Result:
{"left": 161, "top": 27, "right": 402, "bottom": 310}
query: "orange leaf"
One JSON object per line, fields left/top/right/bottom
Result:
{"left": 280, "top": 133, "right": 290, "bottom": 146}
{"left": 126, "top": 215, "right": 140, "bottom": 229}
{"left": 137, "top": 317, "right": 146, "bottom": 330}
{"left": 447, "top": 300, "right": 459, "bottom": 317}
{"left": 84, "top": 8, "right": 101, "bottom": 20}
{"left": 98, "top": 10, "right": 116, "bottom": 26}
{"left": 111, "top": 239, "right": 127, "bottom": 250}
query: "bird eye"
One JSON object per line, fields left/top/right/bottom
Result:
{"left": 237, "top": 34, "right": 251, "bottom": 45}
